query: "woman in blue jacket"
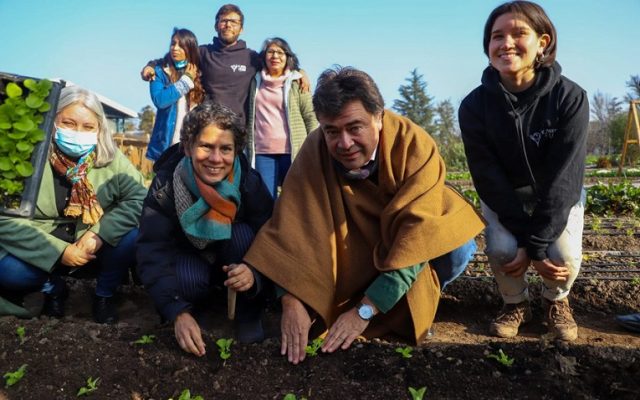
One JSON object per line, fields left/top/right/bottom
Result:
{"left": 146, "top": 28, "right": 205, "bottom": 161}
{"left": 459, "top": 1, "right": 589, "bottom": 342}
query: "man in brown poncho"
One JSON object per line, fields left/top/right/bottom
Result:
{"left": 242, "top": 67, "right": 484, "bottom": 364}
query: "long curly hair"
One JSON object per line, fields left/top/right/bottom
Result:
{"left": 165, "top": 28, "right": 205, "bottom": 106}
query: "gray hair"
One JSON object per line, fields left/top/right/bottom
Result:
{"left": 55, "top": 86, "right": 117, "bottom": 167}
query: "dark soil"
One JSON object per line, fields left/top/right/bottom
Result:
{"left": 1, "top": 218, "right": 639, "bottom": 400}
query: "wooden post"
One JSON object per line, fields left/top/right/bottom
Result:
{"left": 618, "top": 100, "right": 640, "bottom": 175}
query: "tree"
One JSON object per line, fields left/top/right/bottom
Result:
{"left": 624, "top": 75, "right": 640, "bottom": 102}
{"left": 589, "top": 91, "right": 622, "bottom": 155}
{"left": 138, "top": 105, "right": 155, "bottom": 137}
{"left": 433, "top": 99, "right": 467, "bottom": 171}
{"left": 392, "top": 69, "right": 435, "bottom": 133}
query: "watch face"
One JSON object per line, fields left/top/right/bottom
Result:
{"left": 358, "top": 304, "right": 374, "bottom": 320}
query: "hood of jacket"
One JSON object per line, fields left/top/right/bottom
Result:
{"left": 481, "top": 62, "right": 562, "bottom": 105}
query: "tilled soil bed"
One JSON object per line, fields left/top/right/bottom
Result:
{"left": 1, "top": 217, "right": 639, "bottom": 400}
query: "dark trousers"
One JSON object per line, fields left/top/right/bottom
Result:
{"left": 175, "top": 223, "right": 263, "bottom": 322}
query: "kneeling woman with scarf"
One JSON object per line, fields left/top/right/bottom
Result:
{"left": 0, "top": 86, "right": 147, "bottom": 323}
{"left": 136, "top": 101, "right": 273, "bottom": 356}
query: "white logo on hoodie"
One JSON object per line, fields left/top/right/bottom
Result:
{"left": 529, "top": 128, "right": 557, "bottom": 147}
{"left": 230, "top": 64, "right": 247, "bottom": 72}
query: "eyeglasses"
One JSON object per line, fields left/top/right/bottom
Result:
{"left": 266, "top": 49, "right": 286, "bottom": 57}
{"left": 218, "top": 18, "right": 241, "bottom": 27}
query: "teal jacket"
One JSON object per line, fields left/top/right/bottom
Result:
{"left": 0, "top": 150, "right": 147, "bottom": 316}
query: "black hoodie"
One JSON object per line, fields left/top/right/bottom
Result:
{"left": 198, "top": 38, "right": 262, "bottom": 126}
{"left": 459, "top": 62, "right": 589, "bottom": 260}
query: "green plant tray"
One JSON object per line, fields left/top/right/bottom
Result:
{"left": 0, "top": 72, "right": 65, "bottom": 218}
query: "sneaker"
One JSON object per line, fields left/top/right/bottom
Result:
{"left": 544, "top": 297, "right": 578, "bottom": 341}
{"left": 92, "top": 295, "right": 119, "bottom": 324}
{"left": 489, "top": 301, "right": 532, "bottom": 338}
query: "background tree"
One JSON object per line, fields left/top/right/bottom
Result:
{"left": 433, "top": 99, "right": 467, "bottom": 171}
{"left": 588, "top": 91, "right": 622, "bottom": 155}
{"left": 392, "top": 69, "right": 435, "bottom": 134}
{"left": 138, "top": 105, "right": 155, "bottom": 137}
{"left": 624, "top": 75, "right": 640, "bottom": 102}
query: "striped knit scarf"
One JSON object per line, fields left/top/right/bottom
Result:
{"left": 173, "top": 156, "right": 241, "bottom": 249}
{"left": 50, "top": 145, "right": 104, "bottom": 225}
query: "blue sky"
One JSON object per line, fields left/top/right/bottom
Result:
{"left": 1, "top": 0, "right": 638, "bottom": 119}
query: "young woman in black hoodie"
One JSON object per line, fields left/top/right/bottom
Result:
{"left": 459, "top": 1, "right": 589, "bottom": 341}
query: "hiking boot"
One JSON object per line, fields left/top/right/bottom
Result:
{"left": 544, "top": 297, "right": 578, "bottom": 341}
{"left": 41, "top": 284, "right": 69, "bottom": 319}
{"left": 92, "top": 295, "right": 119, "bottom": 324}
{"left": 489, "top": 301, "right": 532, "bottom": 338}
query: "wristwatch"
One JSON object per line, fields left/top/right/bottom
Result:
{"left": 356, "top": 302, "right": 375, "bottom": 321}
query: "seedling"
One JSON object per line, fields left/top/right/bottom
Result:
{"left": 283, "top": 394, "right": 307, "bottom": 400}
{"left": 630, "top": 277, "right": 640, "bottom": 287}
{"left": 527, "top": 274, "right": 542, "bottom": 285}
{"left": 304, "top": 337, "right": 324, "bottom": 357}
{"left": 16, "top": 326, "right": 26, "bottom": 344}
{"left": 395, "top": 346, "right": 413, "bottom": 359}
{"left": 134, "top": 334, "right": 156, "bottom": 345}
{"left": 4, "top": 364, "right": 27, "bottom": 388}
{"left": 487, "top": 348, "right": 514, "bottom": 367}
{"left": 173, "top": 389, "right": 203, "bottom": 400}
{"left": 590, "top": 216, "right": 601, "bottom": 232}
{"left": 408, "top": 386, "right": 427, "bottom": 400}
{"left": 77, "top": 376, "right": 99, "bottom": 396}
{"left": 216, "top": 338, "right": 233, "bottom": 360}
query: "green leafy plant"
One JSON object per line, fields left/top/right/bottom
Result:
{"left": 0, "top": 78, "right": 52, "bottom": 205}
{"left": 587, "top": 182, "right": 640, "bottom": 217}
{"left": 216, "top": 338, "right": 233, "bottom": 360}
{"left": 630, "top": 277, "right": 640, "bottom": 287}
{"left": 171, "top": 389, "right": 203, "bottom": 400}
{"left": 134, "top": 334, "right": 156, "bottom": 345}
{"left": 16, "top": 326, "right": 26, "bottom": 344}
{"left": 590, "top": 216, "right": 602, "bottom": 232}
{"left": 395, "top": 346, "right": 413, "bottom": 358}
{"left": 304, "top": 337, "right": 324, "bottom": 357}
{"left": 408, "top": 386, "right": 427, "bottom": 400}
{"left": 77, "top": 376, "right": 99, "bottom": 396}
{"left": 283, "top": 394, "right": 307, "bottom": 400}
{"left": 4, "top": 364, "right": 27, "bottom": 388}
{"left": 527, "top": 274, "right": 542, "bottom": 285}
{"left": 487, "top": 348, "right": 514, "bottom": 367}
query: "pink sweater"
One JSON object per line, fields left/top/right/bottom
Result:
{"left": 254, "top": 70, "right": 291, "bottom": 154}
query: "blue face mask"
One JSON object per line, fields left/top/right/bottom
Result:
{"left": 55, "top": 127, "right": 98, "bottom": 158}
{"left": 174, "top": 59, "right": 188, "bottom": 69}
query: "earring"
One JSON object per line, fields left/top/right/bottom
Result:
{"left": 535, "top": 53, "right": 545, "bottom": 66}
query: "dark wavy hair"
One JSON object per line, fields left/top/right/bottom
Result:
{"left": 180, "top": 101, "right": 246, "bottom": 154}
{"left": 313, "top": 66, "right": 384, "bottom": 119}
{"left": 259, "top": 37, "right": 300, "bottom": 71}
{"left": 165, "top": 28, "right": 204, "bottom": 105}
{"left": 483, "top": 1, "right": 557, "bottom": 69}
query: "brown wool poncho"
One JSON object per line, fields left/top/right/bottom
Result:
{"left": 245, "top": 110, "right": 485, "bottom": 343}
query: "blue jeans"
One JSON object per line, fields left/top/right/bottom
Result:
{"left": 254, "top": 154, "right": 291, "bottom": 198}
{"left": 431, "top": 238, "right": 477, "bottom": 290}
{"left": 0, "top": 228, "right": 138, "bottom": 298}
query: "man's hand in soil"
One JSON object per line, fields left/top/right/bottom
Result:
{"left": 174, "top": 312, "right": 206, "bottom": 357}
{"left": 501, "top": 247, "right": 530, "bottom": 277}
{"left": 280, "top": 293, "right": 311, "bottom": 365}
{"left": 223, "top": 263, "right": 254, "bottom": 292}
{"left": 532, "top": 259, "right": 570, "bottom": 281}
{"left": 61, "top": 243, "right": 96, "bottom": 267}
{"left": 322, "top": 307, "right": 369, "bottom": 354}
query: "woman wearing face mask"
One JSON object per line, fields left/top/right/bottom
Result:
{"left": 245, "top": 37, "right": 317, "bottom": 198}
{"left": 459, "top": 1, "right": 589, "bottom": 341}
{"left": 146, "top": 28, "right": 205, "bottom": 162}
{"left": 0, "top": 86, "right": 147, "bottom": 323}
